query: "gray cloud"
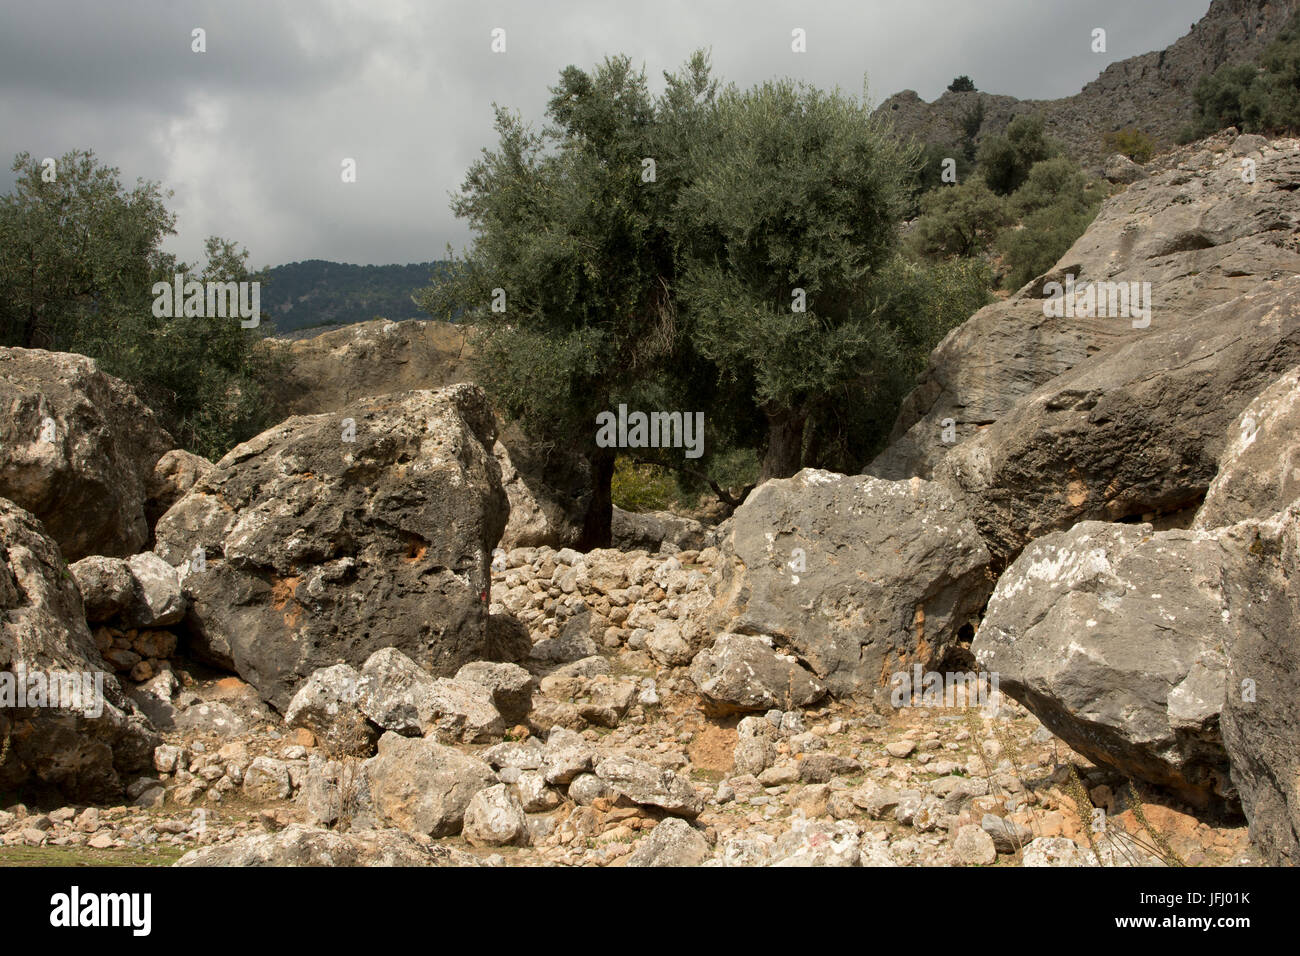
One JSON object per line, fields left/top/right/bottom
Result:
{"left": 0, "top": 0, "right": 1210, "bottom": 267}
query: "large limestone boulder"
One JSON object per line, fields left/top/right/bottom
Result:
{"left": 612, "top": 507, "right": 707, "bottom": 554}
{"left": 153, "top": 384, "right": 508, "bottom": 711}
{"left": 1216, "top": 503, "right": 1300, "bottom": 865}
{"left": 688, "top": 633, "right": 827, "bottom": 714}
{"left": 937, "top": 277, "right": 1300, "bottom": 567}
{"left": 872, "top": 135, "right": 1300, "bottom": 481}
{"left": 972, "top": 520, "right": 1236, "bottom": 805}
{"left": 0, "top": 348, "right": 173, "bottom": 560}
{"left": 364, "top": 732, "right": 496, "bottom": 837}
{"left": 145, "top": 449, "right": 214, "bottom": 530}
{"left": 0, "top": 498, "right": 159, "bottom": 800}
{"left": 1194, "top": 366, "right": 1300, "bottom": 530}
{"left": 70, "top": 552, "right": 184, "bottom": 628}
{"left": 264, "top": 318, "right": 475, "bottom": 418}
{"left": 707, "top": 470, "right": 993, "bottom": 696}
{"left": 266, "top": 318, "right": 590, "bottom": 549}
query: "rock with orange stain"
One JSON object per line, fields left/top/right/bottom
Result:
{"left": 153, "top": 384, "right": 509, "bottom": 712}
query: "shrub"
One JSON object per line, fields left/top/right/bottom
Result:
{"left": 977, "top": 115, "right": 1059, "bottom": 194}
{"left": 905, "top": 179, "right": 1011, "bottom": 259}
{"left": 996, "top": 158, "right": 1104, "bottom": 289}
{"left": 948, "top": 75, "right": 977, "bottom": 93}
{"left": 1103, "top": 127, "right": 1157, "bottom": 163}
{"left": 611, "top": 456, "right": 681, "bottom": 512}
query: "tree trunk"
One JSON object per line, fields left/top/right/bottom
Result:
{"left": 578, "top": 447, "right": 616, "bottom": 551}
{"left": 758, "top": 405, "right": 808, "bottom": 483}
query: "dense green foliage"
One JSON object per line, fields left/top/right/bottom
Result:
{"left": 419, "top": 54, "right": 700, "bottom": 544}
{"left": 977, "top": 115, "right": 1059, "bottom": 194}
{"left": 0, "top": 149, "right": 281, "bottom": 460}
{"left": 1181, "top": 12, "right": 1300, "bottom": 141}
{"left": 996, "top": 157, "right": 1106, "bottom": 289}
{"left": 906, "top": 179, "right": 1011, "bottom": 259}
{"left": 1103, "top": 126, "right": 1157, "bottom": 163}
{"left": 948, "top": 76, "right": 977, "bottom": 93}
{"left": 423, "top": 53, "right": 991, "bottom": 535}
{"left": 906, "top": 109, "right": 1103, "bottom": 293}
{"left": 262, "top": 259, "right": 447, "bottom": 333}
{"left": 610, "top": 456, "right": 682, "bottom": 512}
{"left": 906, "top": 152, "right": 1104, "bottom": 292}
{"left": 674, "top": 78, "right": 920, "bottom": 480}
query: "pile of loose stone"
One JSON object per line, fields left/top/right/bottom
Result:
{"left": 5, "top": 544, "right": 1259, "bottom": 866}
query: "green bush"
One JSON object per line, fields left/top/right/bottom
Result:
{"left": 611, "top": 456, "right": 681, "bottom": 512}
{"left": 905, "top": 179, "right": 1011, "bottom": 259}
{"left": 0, "top": 150, "right": 281, "bottom": 460}
{"left": 976, "top": 115, "right": 1059, "bottom": 194}
{"left": 1103, "top": 127, "right": 1157, "bottom": 163}
{"left": 996, "top": 157, "right": 1104, "bottom": 289}
{"left": 948, "top": 75, "right": 977, "bottom": 93}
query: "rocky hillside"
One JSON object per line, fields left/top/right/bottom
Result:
{"left": 877, "top": 0, "right": 1300, "bottom": 166}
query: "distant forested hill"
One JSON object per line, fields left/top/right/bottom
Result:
{"left": 261, "top": 260, "right": 447, "bottom": 336}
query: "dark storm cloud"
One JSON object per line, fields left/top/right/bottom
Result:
{"left": 0, "top": 0, "right": 1211, "bottom": 267}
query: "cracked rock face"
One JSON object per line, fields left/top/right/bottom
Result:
{"left": 872, "top": 134, "right": 1300, "bottom": 485}
{"left": 1216, "top": 503, "right": 1300, "bottom": 866}
{"left": 0, "top": 348, "right": 174, "bottom": 561}
{"left": 1195, "top": 365, "right": 1300, "bottom": 530}
{"left": 0, "top": 497, "right": 159, "bottom": 801}
{"left": 706, "top": 469, "right": 993, "bottom": 697}
{"left": 152, "top": 385, "right": 509, "bottom": 712}
{"left": 936, "top": 277, "right": 1300, "bottom": 568}
{"left": 972, "top": 520, "right": 1238, "bottom": 805}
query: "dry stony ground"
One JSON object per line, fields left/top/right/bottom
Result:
{"left": 0, "top": 546, "right": 1260, "bottom": 868}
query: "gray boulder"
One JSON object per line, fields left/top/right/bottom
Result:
{"left": 626, "top": 817, "right": 711, "bottom": 866}
{"left": 972, "top": 520, "right": 1234, "bottom": 804}
{"left": 688, "top": 632, "right": 826, "bottom": 713}
{"left": 282, "top": 663, "right": 374, "bottom": 752}
{"left": 68, "top": 556, "right": 135, "bottom": 623}
{"left": 0, "top": 498, "right": 159, "bottom": 800}
{"left": 707, "top": 469, "right": 992, "bottom": 696}
{"left": 462, "top": 783, "right": 529, "bottom": 847}
{"left": 70, "top": 552, "right": 184, "bottom": 628}
{"left": 595, "top": 754, "right": 704, "bottom": 818}
{"left": 1103, "top": 152, "right": 1143, "bottom": 184}
{"left": 356, "top": 648, "right": 506, "bottom": 743}
{"left": 0, "top": 348, "right": 173, "bottom": 560}
{"left": 123, "top": 553, "right": 185, "bottom": 627}
{"left": 364, "top": 732, "right": 496, "bottom": 837}
{"left": 494, "top": 434, "right": 592, "bottom": 550}
{"left": 1195, "top": 365, "right": 1300, "bottom": 530}
{"left": 153, "top": 384, "right": 508, "bottom": 711}
{"left": 454, "top": 661, "right": 535, "bottom": 725}
{"left": 1216, "top": 503, "right": 1300, "bottom": 865}
{"left": 611, "top": 507, "right": 707, "bottom": 554}
{"left": 145, "top": 449, "right": 214, "bottom": 530}
{"left": 872, "top": 137, "right": 1300, "bottom": 481}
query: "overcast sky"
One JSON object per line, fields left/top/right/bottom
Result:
{"left": 0, "top": 0, "right": 1211, "bottom": 268}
